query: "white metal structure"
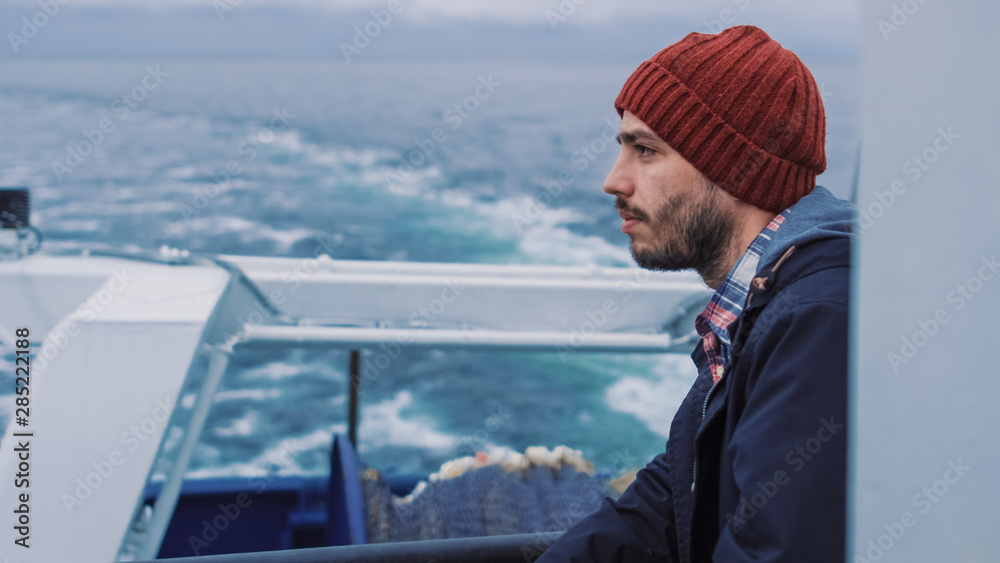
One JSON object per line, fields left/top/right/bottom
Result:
{"left": 852, "top": 0, "right": 1000, "bottom": 560}
{"left": 0, "top": 249, "right": 711, "bottom": 562}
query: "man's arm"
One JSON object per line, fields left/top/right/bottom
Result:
{"left": 537, "top": 445, "right": 680, "bottom": 562}
{"left": 713, "top": 299, "right": 848, "bottom": 561}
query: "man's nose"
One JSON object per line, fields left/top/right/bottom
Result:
{"left": 603, "top": 151, "right": 633, "bottom": 198}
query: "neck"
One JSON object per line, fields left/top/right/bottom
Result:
{"left": 700, "top": 204, "right": 776, "bottom": 290}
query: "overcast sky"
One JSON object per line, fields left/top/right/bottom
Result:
{"left": 1, "top": 0, "right": 862, "bottom": 60}
{"left": 45, "top": 0, "right": 858, "bottom": 25}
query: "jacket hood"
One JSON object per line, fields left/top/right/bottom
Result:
{"left": 757, "top": 185, "right": 855, "bottom": 272}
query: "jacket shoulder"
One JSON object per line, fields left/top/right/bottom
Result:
{"left": 770, "top": 236, "right": 851, "bottom": 309}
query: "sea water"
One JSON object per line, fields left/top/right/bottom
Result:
{"left": 0, "top": 59, "right": 859, "bottom": 477}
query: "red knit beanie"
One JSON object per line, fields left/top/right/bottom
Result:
{"left": 615, "top": 25, "right": 826, "bottom": 213}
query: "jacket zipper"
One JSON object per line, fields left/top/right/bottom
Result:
{"left": 691, "top": 379, "right": 720, "bottom": 491}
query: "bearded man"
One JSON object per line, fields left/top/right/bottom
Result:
{"left": 540, "top": 25, "right": 853, "bottom": 562}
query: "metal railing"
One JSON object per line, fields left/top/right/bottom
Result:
{"left": 131, "top": 532, "right": 561, "bottom": 563}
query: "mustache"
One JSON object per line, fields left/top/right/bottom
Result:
{"left": 615, "top": 198, "right": 650, "bottom": 222}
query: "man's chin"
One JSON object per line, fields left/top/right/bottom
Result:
{"left": 630, "top": 244, "right": 689, "bottom": 272}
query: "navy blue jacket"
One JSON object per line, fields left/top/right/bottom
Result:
{"left": 540, "top": 187, "right": 853, "bottom": 562}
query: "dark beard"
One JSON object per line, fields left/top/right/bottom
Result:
{"left": 628, "top": 185, "right": 735, "bottom": 283}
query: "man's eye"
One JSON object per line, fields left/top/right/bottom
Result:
{"left": 636, "top": 145, "right": 654, "bottom": 156}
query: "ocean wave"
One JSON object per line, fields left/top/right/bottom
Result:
{"left": 605, "top": 355, "right": 699, "bottom": 438}
{"left": 360, "top": 391, "right": 458, "bottom": 451}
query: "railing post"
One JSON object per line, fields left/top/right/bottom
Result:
{"left": 348, "top": 349, "right": 361, "bottom": 447}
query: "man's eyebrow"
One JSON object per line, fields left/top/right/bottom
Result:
{"left": 615, "top": 129, "right": 663, "bottom": 146}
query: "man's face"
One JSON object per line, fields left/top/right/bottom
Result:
{"left": 603, "top": 111, "right": 735, "bottom": 276}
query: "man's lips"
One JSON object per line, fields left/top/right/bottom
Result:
{"left": 618, "top": 209, "right": 640, "bottom": 221}
{"left": 618, "top": 209, "right": 643, "bottom": 233}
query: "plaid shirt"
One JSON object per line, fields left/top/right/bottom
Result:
{"left": 695, "top": 212, "right": 788, "bottom": 383}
